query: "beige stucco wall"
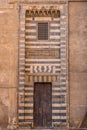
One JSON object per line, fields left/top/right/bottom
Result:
{"left": 0, "top": 4, "right": 18, "bottom": 128}
{"left": 0, "top": 0, "right": 87, "bottom": 129}
{"left": 69, "top": 2, "right": 87, "bottom": 127}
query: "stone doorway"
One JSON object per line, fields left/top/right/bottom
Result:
{"left": 34, "top": 82, "right": 52, "bottom": 128}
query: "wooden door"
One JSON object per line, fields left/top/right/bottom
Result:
{"left": 34, "top": 82, "right": 52, "bottom": 128}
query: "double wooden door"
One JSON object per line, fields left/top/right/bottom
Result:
{"left": 34, "top": 83, "right": 52, "bottom": 128}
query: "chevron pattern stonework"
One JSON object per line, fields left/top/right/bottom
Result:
{"left": 18, "top": 4, "right": 68, "bottom": 128}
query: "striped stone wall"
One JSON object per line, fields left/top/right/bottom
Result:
{"left": 18, "top": 3, "right": 68, "bottom": 128}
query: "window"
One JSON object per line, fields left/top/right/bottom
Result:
{"left": 38, "top": 22, "right": 48, "bottom": 40}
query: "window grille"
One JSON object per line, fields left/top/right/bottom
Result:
{"left": 38, "top": 22, "right": 48, "bottom": 40}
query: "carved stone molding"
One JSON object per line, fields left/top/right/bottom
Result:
{"left": 26, "top": 6, "right": 60, "bottom": 18}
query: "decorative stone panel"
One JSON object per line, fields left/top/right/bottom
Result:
{"left": 18, "top": 2, "right": 68, "bottom": 129}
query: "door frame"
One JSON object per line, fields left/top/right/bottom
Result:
{"left": 33, "top": 82, "right": 52, "bottom": 128}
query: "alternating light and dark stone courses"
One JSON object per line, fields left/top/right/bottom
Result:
{"left": 18, "top": 3, "right": 68, "bottom": 128}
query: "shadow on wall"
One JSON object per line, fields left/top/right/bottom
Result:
{"left": 0, "top": 98, "right": 8, "bottom": 130}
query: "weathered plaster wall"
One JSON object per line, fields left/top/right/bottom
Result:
{"left": 0, "top": 2, "right": 18, "bottom": 129}
{"left": 69, "top": 2, "right": 87, "bottom": 127}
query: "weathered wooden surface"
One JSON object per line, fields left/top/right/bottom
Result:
{"left": 34, "top": 83, "right": 52, "bottom": 127}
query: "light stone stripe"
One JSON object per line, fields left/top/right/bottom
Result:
{"left": 20, "top": 110, "right": 33, "bottom": 113}
{"left": 19, "top": 44, "right": 25, "bottom": 47}
{"left": 35, "top": 17, "right": 51, "bottom": 21}
{"left": 25, "top": 93, "right": 33, "bottom": 96}
{"left": 26, "top": 23, "right": 36, "bottom": 26}
{"left": 50, "top": 23, "right": 60, "bottom": 26}
{"left": 25, "top": 41, "right": 60, "bottom": 44}
{"left": 19, "top": 77, "right": 25, "bottom": 80}
{"left": 20, "top": 28, "right": 25, "bottom": 31}
{"left": 25, "top": 59, "right": 61, "bottom": 62}
{"left": 19, "top": 53, "right": 25, "bottom": 57}
{"left": 49, "top": 35, "right": 60, "bottom": 39}
{"left": 52, "top": 104, "right": 66, "bottom": 107}
{"left": 19, "top": 82, "right": 24, "bottom": 85}
{"left": 25, "top": 46, "right": 60, "bottom": 49}
{"left": 25, "top": 35, "right": 37, "bottom": 38}
{"left": 52, "top": 87, "right": 66, "bottom": 91}
{"left": 50, "top": 30, "right": 60, "bottom": 33}
{"left": 24, "top": 98, "right": 33, "bottom": 102}
{"left": 52, "top": 110, "right": 67, "bottom": 113}
{"left": 20, "top": 57, "right": 25, "bottom": 60}
{"left": 18, "top": 116, "right": 24, "bottom": 119}
{"left": 52, "top": 116, "right": 66, "bottom": 120}
{"left": 53, "top": 18, "right": 60, "bottom": 21}
{"left": 25, "top": 64, "right": 60, "bottom": 66}
{"left": 20, "top": 21, "right": 25, "bottom": 25}
{"left": 25, "top": 17, "right": 33, "bottom": 21}
{"left": 25, "top": 29, "right": 36, "bottom": 32}
{"left": 21, "top": 104, "right": 33, "bottom": 107}
{"left": 24, "top": 116, "right": 33, "bottom": 120}
{"left": 52, "top": 93, "right": 66, "bottom": 96}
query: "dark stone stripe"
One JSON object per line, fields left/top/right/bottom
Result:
{"left": 52, "top": 90, "right": 66, "bottom": 93}
{"left": 25, "top": 95, "right": 33, "bottom": 98}
{"left": 49, "top": 39, "right": 60, "bottom": 42}
{"left": 25, "top": 61, "right": 61, "bottom": 64}
{"left": 25, "top": 44, "right": 60, "bottom": 46}
{"left": 52, "top": 95, "right": 65, "bottom": 98}
{"left": 25, "top": 57, "right": 60, "bottom": 60}
{"left": 25, "top": 85, "right": 33, "bottom": 87}
{"left": 25, "top": 26, "right": 36, "bottom": 29}
{"left": 21, "top": 101, "right": 33, "bottom": 103}
{"left": 19, "top": 113, "right": 33, "bottom": 116}
{"left": 19, "top": 119, "right": 33, "bottom": 122}
{"left": 55, "top": 66, "right": 61, "bottom": 69}
{"left": 19, "top": 107, "right": 33, "bottom": 110}
{"left": 52, "top": 107, "right": 66, "bottom": 110}
{"left": 25, "top": 20, "right": 35, "bottom": 23}
{"left": 61, "top": 37, "right": 66, "bottom": 41}
{"left": 19, "top": 65, "right": 25, "bottom": 68}
{"left": 50, "top": 32, "right": 61, "bottom": 36}
{"left": 19, "top": 69, "right": 25, "bottom": 73}
{"left": 23, "top": 119, "right": 33, "bottom": 122}
{"left": 50, "top": 27, "right": 60, "bottom": 30}
{"left": 52, "top": 101, "right": 65, "bottom": 104}
{"left": 61, "top": 79, "right": 66, "bottom": 82}
{"left": 52, "top": 119, "right": 66, "bottom": 122}
{"left": 19, "top": 84, "right": 24, "bottom": 87}
{"left": 53, "top": 84, "right": 66, "bottom": 87}
{"left": 52, "top": 113, "right": 66, "bottom": 116}
{"left": 24, "top": 90, "right": 33, "bottom": 93}
{"left": 50, "top": 21, "right": 60, "bottom": 24}
{"left": 25, "top": 32, "right": 36, "bottom": 35}
{"left": 25, "top": 38, "right": 37, "bottom": 42}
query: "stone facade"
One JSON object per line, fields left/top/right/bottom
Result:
{"left": 0, "top": 0, "right": 87, "bottom": 130}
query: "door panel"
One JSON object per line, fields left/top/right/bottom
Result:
{"left": 34, "top": 83, "right": 52, "bottom": 127}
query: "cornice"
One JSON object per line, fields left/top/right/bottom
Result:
{"left": 8, "top": 0, "right": 87, "bottom": 4}
{"left": 8, "top": 0, "right": 67, "bottom": 4}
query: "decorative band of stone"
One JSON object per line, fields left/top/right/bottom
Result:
{"left": 26, "top": 7, "right": 60, "bottom": 18}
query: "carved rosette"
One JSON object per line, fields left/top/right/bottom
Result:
{"left": 26, "top": 6, "right": 60, "bottom": 17}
